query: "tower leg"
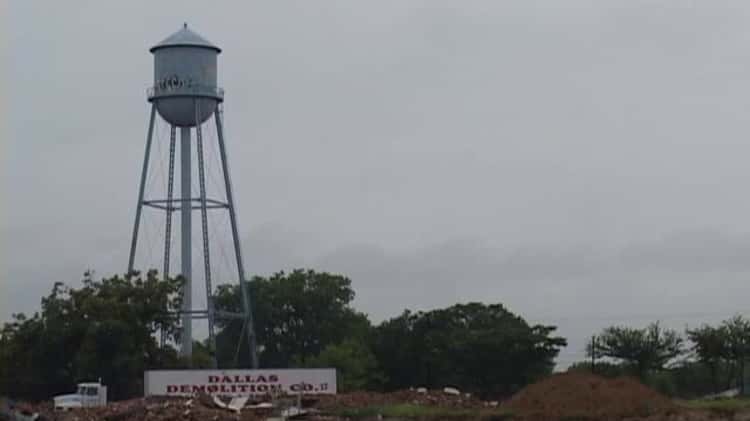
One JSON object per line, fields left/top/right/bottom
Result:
{"left": 195, "top": 100, "right": 218, "bottom": 368}
{"left": 161, "top": 126, "right": 177, "bottom": 349}
{"left": 215, "top": 106, "right": 259, "bottom": 368}
{"left": 164, "top": 126, "right": 176, "bottom": 279}
{"left": 180, "top": 126, "right": 193, "bottom": 360}
{"left": 127, "top": 105, "right": 156, "bottom": 274}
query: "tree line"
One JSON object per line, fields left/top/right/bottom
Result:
{"left": 0, "top": 269, "right": 566, "bottom": 401}
{"left": 574, "top": 317, "right": 750, "bottom": 398}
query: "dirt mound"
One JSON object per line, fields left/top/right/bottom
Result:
{"left": 507, "top": 372, "right": 675, "bottom": 419}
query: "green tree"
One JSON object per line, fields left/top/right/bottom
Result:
{"left": 719, "top": 316, "right": 750, "bottom": 393}
{"left": 0, "top": 270, "right": 183, "bottom": 400}
{"left": 685, "top": 316, "right": 750, "bottom": 394}
{"left": 190, "top": 341, "right": 217, "bottom": 369}
{"left": 687, "top": 324, "right": 729, "bottom": 393}
{"left": 373, "top": 303, "right": 566, "bottom": 397}
{"left": 589, "top": 322, "right": 683, "bottom": 379}
{"left": 300, "top": 339, "right": 386, "bottom": 392}
{"left": 567, "top": 361, "right": 629, "bottom": 378}
{"left": 214, "top": 269, "right": 371, "bottom": 368}
{"left": 662, "top": 361, "right": 731, "bottom": 398}
{"left": 0, "top": 313, "right": 54, "bottom": 400}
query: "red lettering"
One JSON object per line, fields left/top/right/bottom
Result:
{"left": 180, "top": 385, "right": 191, "bottom": 393}
{"left": 209, "top": 376, "right": 220, "bottom": 383}
{"left": 256, "top": 375, "right": 266, "bottom": 383}
{"left": 257, "top": 384, "right": 269, "bottom": 392}
{"left": 245, "top": 375, "right": 253, "bottom": 383}
{"left": 167, "top": 385, "right": 178, "bottom": 393}
{"left": 238, "top": 385, "right": 249, "bottom": 392}
{"left": 269, "top": 375, "right": 279, "bottom": 382}
{"left": 192, "top": 385, "right": 206, "bottom": 393}
{"left": 221, "top": 376, "right": 232, "bottom": 383}
{"left": 208, "top": 385, "right": 219, "bottom": 393}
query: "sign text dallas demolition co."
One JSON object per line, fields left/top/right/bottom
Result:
{"left": 145, "top": 369, "right": 337, "bottom": 396}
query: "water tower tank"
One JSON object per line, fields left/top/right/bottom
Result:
{"left": 148, "top": 24, "right": 222, "bottom": 127}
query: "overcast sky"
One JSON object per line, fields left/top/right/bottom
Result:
{"left": 6, "top": 0, "right": 750, "bottom": 367}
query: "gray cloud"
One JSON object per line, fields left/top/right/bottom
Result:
{"left": 6, "top": 1, "right": 750, "bottom": 366}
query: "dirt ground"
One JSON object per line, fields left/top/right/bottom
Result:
{"left": 507, "top": 371, "right": 676, "bottom": 419}
{"left": 6, "top": 373, "right": 750, "bottom": 420}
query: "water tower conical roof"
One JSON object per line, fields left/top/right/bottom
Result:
{"left": 150, "top": 24, "right": 221, "bottom": 53}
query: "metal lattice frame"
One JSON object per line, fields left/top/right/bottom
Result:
{"left": 127, "top": 102, "right": 258, "bottom": 369}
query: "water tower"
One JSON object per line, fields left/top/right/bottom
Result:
{"left": 127, "top": 24, "right": 257, "bottom": 368}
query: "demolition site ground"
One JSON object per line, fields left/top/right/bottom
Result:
{"left": 7, "top": 372, "right": 750, "bottom": 421}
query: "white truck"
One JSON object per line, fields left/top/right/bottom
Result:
{"left": 53, "top": 381, "right": 107, "bottom": 410}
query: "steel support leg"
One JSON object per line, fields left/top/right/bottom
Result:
{"left": 215, "top": 106, "right": 259, "bottom": 368}
{"left": 180, "top": 126, "right": 193, "bottom": 360}
{"left": 195, "top": 100, "right": 218, "bottom": 368}
{"left": 160, "top": 125, "right": 177, "bottom": 349}
{"left": 164, "top": 126, "right": 176, "bottom": 279}
{"left": 128, "top": 105, "right": 156, "bottom": 274}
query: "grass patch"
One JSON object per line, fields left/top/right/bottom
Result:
{"left": 679, "top": 397, "right": 750, "bottom": 412}
{"left": 330, "top": 403, "right": 513, "bottom": 420}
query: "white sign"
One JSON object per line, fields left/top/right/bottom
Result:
{"left": 144, "top": 369, "right": 337, "bottom": 396}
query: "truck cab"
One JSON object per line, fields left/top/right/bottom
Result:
{"left": 53, "top": 381, "right": 107, "bottom": 410}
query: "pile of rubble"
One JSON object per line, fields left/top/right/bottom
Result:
{"left": 4, "top": 394, "right": 314, "bottom": 421}
{"left": 12, "top": 377, "right": 721, "bottom": 421}
{"left": 314, "top": 387, "right": 489, "bottom": 410}
{"left": 2, "top": 387, "right": 493, "bottom": 421}
{"left": 1, "top": 397, "right": 46, "bottom": 421}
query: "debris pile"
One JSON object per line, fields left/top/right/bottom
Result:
{"left": 1, "top": 397, "right": 43, "bottom": 421}
{"left": 13, "top": 377, "right": 737, "bottom": 420}
{"left": 314, "top": 388, "right": 483, "bottom": 409}
{"left": 33, "top": 395, "right": 280, "bottom": 421}
{"left": 507, "top": 372, "right": 676, "bottom": 419}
